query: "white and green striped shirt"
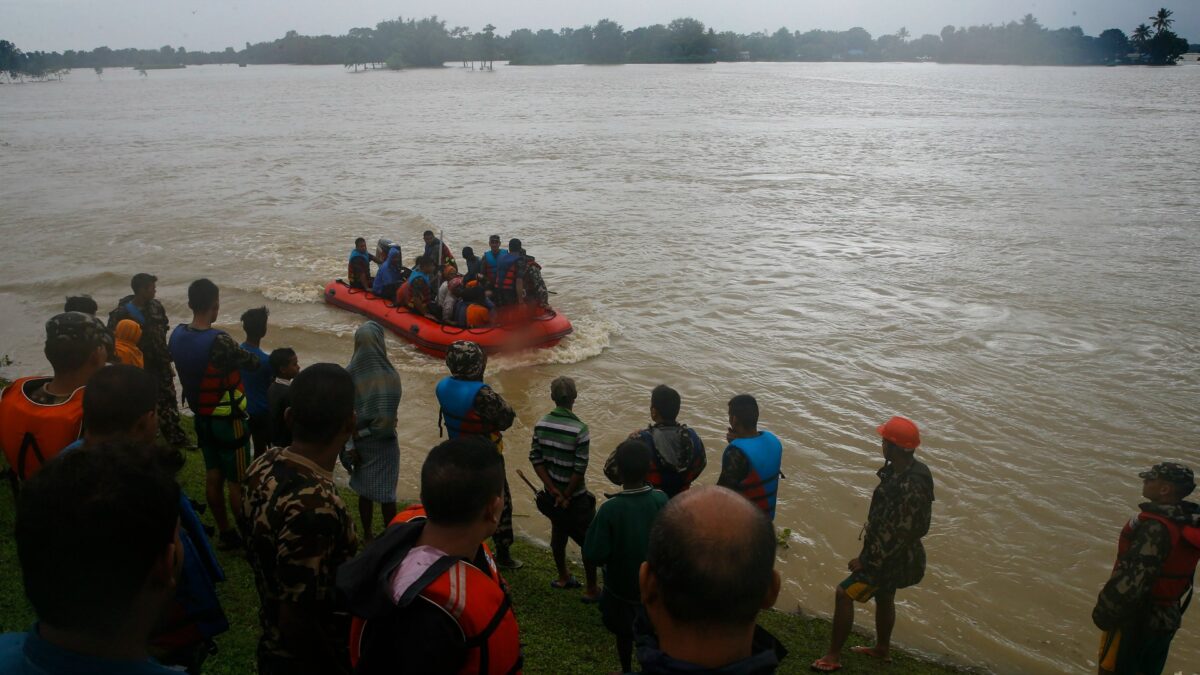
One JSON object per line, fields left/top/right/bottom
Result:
{"left": 529, "top": 406, "right": 590, "bottom": 496}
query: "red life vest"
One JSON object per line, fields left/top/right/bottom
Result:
{"left": 0, "top": 377, "right": 85, "bottom": 482}
{"left": 1116, "top": 510, "right": 1200, "bottom": 608}
{"left": 349, "top": 504, "right": 522, "bottom": 675}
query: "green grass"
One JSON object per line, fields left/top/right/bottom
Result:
{"left": 0, "top": 407, "right": 970, "bottom": 674}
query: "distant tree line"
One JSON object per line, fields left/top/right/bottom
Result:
{"left": 1, "top": 8, "right": 1193, "bottom": 81}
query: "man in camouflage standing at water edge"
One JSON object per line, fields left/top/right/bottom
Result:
{"left": 107, "top": 273, "right": 190, "bottom": 449}
{"left": 1093, "top": 462, "right": 1199, "bottom": 675}
{"left": 812, "top": 415, "right": 934, "bottom": 672}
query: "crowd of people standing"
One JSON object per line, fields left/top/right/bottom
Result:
{"left": 0, "top": 269, "right": 1196, "bottom": 675}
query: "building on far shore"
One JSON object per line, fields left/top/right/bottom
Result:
{"left": 1181, "top": 52, "right": 1200, "bottom": 64}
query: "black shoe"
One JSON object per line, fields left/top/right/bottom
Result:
{"left": 217, "top": 529, "right": 243, "bottom": 551}
{"left": 494, "top": 548, "right": 523, "bottom": 570}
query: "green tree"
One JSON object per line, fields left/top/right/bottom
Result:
{"left": 1131, "top": 23, "right": 1153, "bottom": 53}
{"left": 1096, "top": 28, "right": 1129, "bottom": 62}
{"left": 590, "top": 19, "right": 626, "bottom": 63}
{"left": 1150, "top": 8, "right": 1174, "bottom": 32}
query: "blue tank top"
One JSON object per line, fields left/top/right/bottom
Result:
{"left": 239, "top": 343, "right": 272, "bottom": 417}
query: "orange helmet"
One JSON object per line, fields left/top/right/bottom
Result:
{"left": 877, "top": 416, "right": 920, "bottom": 451}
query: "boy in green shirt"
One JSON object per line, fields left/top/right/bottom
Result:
{"left": 583, "top": 439, "right": 669, "bottom": 672}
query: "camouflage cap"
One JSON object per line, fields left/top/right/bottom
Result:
{"left": 445, "top": 340, "right": 485, "bottom": 379}
{"left": 1139, "top": 462, "right": 1195, "bottom": 487}
{"left": 45, "top": 311, "right": 113, "bottom": 352}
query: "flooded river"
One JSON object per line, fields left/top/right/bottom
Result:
{"left": 1, "top": 61, "right": 1198, "bottom": 673}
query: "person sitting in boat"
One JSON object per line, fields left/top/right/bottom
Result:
{"left": 348, "top": 238, "right": 373, "bottom": 290}
{"left": 395, "top": 256, "right": 439, "bottom": 320}
{"left": 422, "top": 231, "right": 456, "bottom": 272}
{"left": 458, "top": 285, "right": 494, "bottom": 329}
{"left": 437, "top": 272, "right": 465, "bottom": 326}
{"left": 461, "top": 247, "right": 482, "bottom": 285}
{"left": 371, "top": 247, "right": 409, "bottom": 300}
{"left": 493, "top": 239, "right": 527, "bottom": 307}
{"left": 479, "top": 235, "right": 506, "bottom": 291}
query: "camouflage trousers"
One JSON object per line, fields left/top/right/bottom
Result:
{"left": 492, "top": 469, "right": 514, "bottom": 551}
{"left": 150, "top": 367, "right": 190, "bottom": 448}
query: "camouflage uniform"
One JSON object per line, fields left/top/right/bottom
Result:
{"left": 242, "top": 447, "right": 358, "bottom": 675}
{"left": 1093, "top": 463, "right": 1199, "bottom": 675}
{"left": 857, "top": 459, "right": 935, "bottom": 591}
{"left": 108, "top": 296, "right": 189, "bottom": 447}
{"left": 523, "top": 256, "right": 550, "bottom": 309}
{"left": 25, "top": 313, "right": 113, "bottom": 405}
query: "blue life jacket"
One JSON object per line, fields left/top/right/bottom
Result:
{"left": 727, "top": 431, "right": 783, "bottom": 521}
{"left": 483, "top": 249, "right": 507, "bottom": 270}
{"left": 494, "top": 252, "right": 523, "bottom": 290}
{"left": 435, "top": 377, "right": 487, "bottom": 438}
{"left": 123, "top": 301, "right": 147, "bottom": 326}
{"left": 349, "top": 249, "right": 371, "bottom": 264}
{"left": 239, "top": 343, "right": 272, "bottom": 417}
{"left": 169, "top": 326, "right": 221, "bottom": 411}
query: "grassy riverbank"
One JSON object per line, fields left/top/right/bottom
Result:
{"left": 0, "top": 407, "right": 968, "bottom": 673}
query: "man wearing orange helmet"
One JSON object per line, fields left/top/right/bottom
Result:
{"left": 811, "top": 416, "right": 935, "bottom": 673}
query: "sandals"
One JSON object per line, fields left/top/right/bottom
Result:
{"left": 550, "top": 577, "right": 581, "bottom": 590}
{"left": 850, "top": 646, "right": 892, "bottom": 663}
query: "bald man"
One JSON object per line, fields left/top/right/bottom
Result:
{"left": 636, "top": 486, "right": 787, "bottom": 673}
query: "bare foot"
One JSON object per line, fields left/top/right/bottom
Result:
{"left": 850, "top": 645, "right": 892, "bottom": 662}
{"left": 810, "top": 655, "right": 842, "bottom": 672}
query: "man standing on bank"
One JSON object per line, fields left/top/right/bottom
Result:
{"left": 108, "top": 273, "right": 191, "bottom": 449}
{"left": 1093, "top": 462, "right": 1199, "bottom": 675}
{"left": 812, "top": 415, "right": 934, "bottom": 673}
{"left": 436, "top": 340, "right": 522, "bottom": 569}
{"left": 717, "top": 394, "right": 783, "bottom": 520}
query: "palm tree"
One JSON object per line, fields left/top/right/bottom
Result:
{"left": 1131, "top": 23, "right": 1153, "bottom": 52}
{"left": 1150, "top": 8, "right": 1174, "bottom": 32}
{"left": 896, "top": 27, "right": 910, "bottom": 42}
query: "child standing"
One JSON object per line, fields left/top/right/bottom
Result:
{"left": 266, "top": 347, "right": 299, "bottom": 448}
{"left": 583, "top": 439, "right": 669, "bottom": 672}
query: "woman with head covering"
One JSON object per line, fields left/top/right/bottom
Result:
{"left": 346, "top": 321, "right": 402, "bottom": 540}
{"left": 371, "top": 247, "right": 406, "bottom": 300}
{"left": 113, "top": 319, "right": 144, "bottom": 368}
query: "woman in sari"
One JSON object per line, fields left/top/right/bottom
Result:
{"left": 345, "top": 321, "right": 402, "bottom": 540}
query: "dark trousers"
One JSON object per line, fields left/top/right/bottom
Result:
{"left": 151, "top": 367, "right": 189, "bottom": 447}
{"left": 492, "top": 460, "right": 514, "bottom": 551}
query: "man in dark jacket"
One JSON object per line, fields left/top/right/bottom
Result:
{"left": 1094, "top": 462, "right": 1199, "bottom": 675}
{"left": 813, "top": 416, "right": 934, "bottom": 672}
{"left": 635, "top": 486, "right": 785, "bottom": 674}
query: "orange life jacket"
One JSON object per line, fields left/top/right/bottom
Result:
{"left": 349, "top": 504, "right": 522, "bottom": 674}
{"left": 1116, "top": 511, "right": 1200, "bottom": 609}
{"left": 0, "top": 377, "right": 85, "bottom": 482}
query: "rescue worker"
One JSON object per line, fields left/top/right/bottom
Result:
{"left": 337, "top": 436, "right": 523, "bottom": 674}
{"left": 479, "top": 235, "right": 506, "bottom": 290}
{"left": 0, "top": 312, "right": 110, "bottom": 489}
{"left": 169, "top": 278, "right": 260, "bottom": 551}
{"left": 608, "top": 384, "right": 706, "bottom": 498}
{"left": 492, "top": 238, "right": 527, "bottom": 307}
{"left": 1094, "top": 462, "right": 1199, "bottom": 675}
{"left": 108, "top": 272, "right": 191, "bottom": 450}
{"left": 812, "top": 416, "right": 934, "bottom": 672}
{"left": 518, "top": 247, "right": 551, "bottom": 311}
{"left": 422, "top": 230, "right": 455, "bottom": 272}
{"left": 716, "top": 394, "right": 783, "bottom": 520}
{"left": 348, "top": 237, "right": 373, "bottom": 290}
{"left": 434, "top": 340, "right": 521, "bottom": 569}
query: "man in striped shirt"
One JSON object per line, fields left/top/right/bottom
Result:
{"left": 529, "top": 376, "right": 599, "bottom": 600}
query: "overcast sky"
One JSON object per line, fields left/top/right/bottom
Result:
{"left": 4, "top": 0, "right": 1197, "bottom": 52}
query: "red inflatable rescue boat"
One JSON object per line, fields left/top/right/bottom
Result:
{"left": 323, "top": 280, "right": 573, "bottom": 358}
